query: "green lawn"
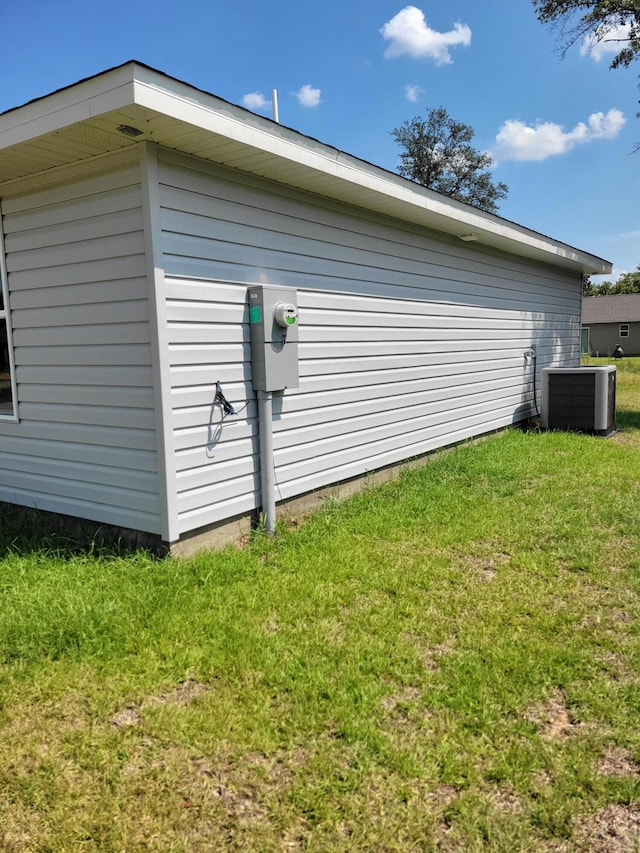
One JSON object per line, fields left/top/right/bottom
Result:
{"left": 1, "top": 360, "right": 639, "bottom": 851}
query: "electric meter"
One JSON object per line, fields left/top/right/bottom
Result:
{"left": 274, "top": 302, "right": 298, "bottom": 328}
{"left": 248, "top": 286, "right": 299, "bottom": 391}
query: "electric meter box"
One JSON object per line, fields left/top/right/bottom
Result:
{"left": 248, "top": 285, "right": 299, "bottom": 391}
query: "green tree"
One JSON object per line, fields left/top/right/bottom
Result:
{"left": 613, "top": 263, "right": 640, "bottom": 291}
{"left": 583, "top": 277, "right": 612, "bottom": 294}
{"left": 391, "top": 107, "right": 508, "bottom": 214}
{"left": 583, "top": 264, "right": 640, "bottom": 294}
{"left": 533, "top": 1, "right": 640, "bottom": 69}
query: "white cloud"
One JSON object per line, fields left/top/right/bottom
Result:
{"left": 405, "top": 84, "right": 423, "bottom": 102}
{"left": 588, "top": 109, "right": 626, "bottom": 137}
{"left": 242, "top": 92, "right": 270, "bottom": 111}
{"left": 580, "top": 22, "right": 632, "bottom": 61}
{"left": 381, "top": 6, "right": 471, "bottom": 65}
{"left": 296, "top": 84, "right": 321, "bottom": 108}
{"left": 492, "top": 109, "right": 626, "bottom": 162}
{"left": 612, "top": 266, "right": 631, "bottom": 278}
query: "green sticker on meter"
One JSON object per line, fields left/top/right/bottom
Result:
{"left": 250, "top": 305, "right": 262, "bottom": 323}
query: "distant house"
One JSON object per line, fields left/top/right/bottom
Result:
{"left": 0, "top": 62, "right": 611, "bottom": 553}
{"left": 582, "top": 294, "right": 640, "bottom": 356}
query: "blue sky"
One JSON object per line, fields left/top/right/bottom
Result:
{"left": 2, "top": 0, "right": 638, "bottom": 281}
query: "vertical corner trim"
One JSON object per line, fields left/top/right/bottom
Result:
{"left": 139, "top": 141, "right": 179, "bottom": 543}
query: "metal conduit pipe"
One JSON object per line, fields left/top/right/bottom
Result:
{"left": 257, "top": 389, "right": 276, "bottom": 533}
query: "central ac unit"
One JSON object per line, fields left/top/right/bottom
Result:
{"left": 541, "top": 366, "right": 616, "bottom": 436}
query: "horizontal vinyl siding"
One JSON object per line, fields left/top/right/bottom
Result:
{"left": 158, "top": 151, "right": 581, "bottom": 535}
{"left": 0, "top": 159, "right": 162, "bottom": 533}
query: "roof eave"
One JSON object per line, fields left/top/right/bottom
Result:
{"left": 0, "top": 61, "right": 612, "bottom": 277}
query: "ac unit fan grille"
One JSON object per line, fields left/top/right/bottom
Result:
{"left": 547, "top": 373, "right": 596, "bottom": 431}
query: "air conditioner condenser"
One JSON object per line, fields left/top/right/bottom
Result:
{"left": 541, "top": 366, "right": 616, "bottom": 436}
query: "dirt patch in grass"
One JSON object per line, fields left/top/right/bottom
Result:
{"left": 573, "top": 804, "right": 640, "bottom": 852}
{"left": 456, "top": 543, "right": 512, "bottom": 582}
{"left": 400, "top": 630, "right": 455, "bottom": 674}
{"left": 147, "top": 678, "right": 209, "bottom": 707}
{"left": 111, "top": 706, "right": 143, "bottom": 729}
{"left": 115, "top": 739, "right": 316, "bottom": 848}
{"left": 421, "top": 642, "right": 454, "bottom": 673}
{"left": 594, "top": 649, "right": 631, "bottom": 678}
{"left": 380, "top": 685, "right": 422, "bottom": 711}
{"left": 120, "top": 741, "right": 277, "bottom": 847}
{"left": 111, "top": 679, "right": 209, "bottom": 728}
{"left": 281, "top": 817, "right": 313, "bottom": 850}
{"left": 598, "top": 747, "right": 640, "bottom": 779}
{"left": 489, "top": 785, "right": 525, "bottom": 815}
{"left": 525, "top": 689, "right": 580, "bottom": 740}
{"left": 262, "top": 617, "right": 281, "bottom": 635}
{"left": 380, "top": 685, "right": 426, "bottom": 727}
{"left": 1, "top": 801, "right": 49, "bottom": 853}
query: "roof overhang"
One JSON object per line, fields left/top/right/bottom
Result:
{"left": 0, "top": 61, "right": 612, "bottom": 276}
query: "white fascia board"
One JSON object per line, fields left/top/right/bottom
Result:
{"left": 0, "top": 65, "right": 138, "bottom": 151}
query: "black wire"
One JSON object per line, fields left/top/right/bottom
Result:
{"left": 532, "top": 354, "right": 540, "bottom": 417}
{"left": 220, "top": 400, "right": 250, "bottom": 424}
{"left": 272, "top": 455, "right": 298, "bottom": 523}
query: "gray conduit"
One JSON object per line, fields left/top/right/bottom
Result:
{"left": 257, "top": 389, "right": 276, "bottom": 533}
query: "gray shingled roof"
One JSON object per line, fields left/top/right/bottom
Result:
{"left": 582, "top": 294, "right": 640, "bottom": 324}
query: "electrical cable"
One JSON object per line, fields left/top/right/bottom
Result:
{"left": 215, "top": 380, "right": 249, "bottom": 419}
{"left": 221, "top": 401, "right": 249, "bottom": 419}
{"left": 272, "top": 455, "right": 298, "bottom": 524}
{"left": 215, "top": 381, "right": 235, "bottom": 415}
{"left": 532, "top": 352, "right": 540, "bottom": 417}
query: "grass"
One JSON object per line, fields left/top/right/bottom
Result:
{"left": 1, "top": 358, "right": 640, "bottom": 851}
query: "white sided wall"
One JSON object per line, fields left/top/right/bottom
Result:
{"left": 0, "top": 151, "right": 164, "bottom": 533}
{"left": 157, "top": 150, "right": 581, "bottom": 539}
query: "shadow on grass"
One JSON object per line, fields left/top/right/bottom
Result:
{"left": 0, "top": 503, "right": 162, "bottom": 559}
{"left": 617, "top": 408, "right": 640, "bottom": 431}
